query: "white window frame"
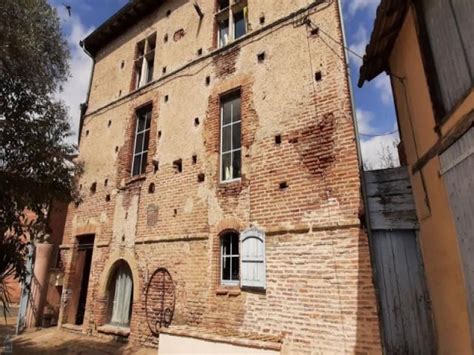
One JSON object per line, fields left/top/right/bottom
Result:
{"left": 216, "top": 0, "right": 248, "bottom": 48}
{"left": 220, "top": 92, "right": 242, "bottom": 183}
{"left": 134, "top": 33, "right": 156, "bottom": 89}
{"left": 220, "top": 232, "right": 240, "bottom": 286}
{"left": 131, "top": 107, "right": 151, "bottom": 177}
{"left": 240, "top": 228, "right": 266, "bottom": 289}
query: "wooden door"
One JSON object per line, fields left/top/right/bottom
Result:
{"left": 372, "top": 230, "right": 435, "bottom": 354}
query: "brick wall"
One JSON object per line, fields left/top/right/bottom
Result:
{"left": 59, "top": 0, "right": 382, "bottom": 353}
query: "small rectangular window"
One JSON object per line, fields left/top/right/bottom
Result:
{"left": 131, "top": 106, "right": 152, "bottom": 176}
{"left": 216, "top": 1, "right": 248, "bottom": 48}
{"left": 220, "top": 92, "right": 241, "bottom": 182}
{"left": 221, "top": 232, "right": 240, "bottom": 285}
{"left": 134, "top": 34, "right": 156, "bottom": 89}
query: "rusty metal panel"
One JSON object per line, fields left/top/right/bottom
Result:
{"left": 372, "top": 230, "right": 435, "bottom": 354}
{"left": 440, "top": 127, "right": 474, "bottom": 345}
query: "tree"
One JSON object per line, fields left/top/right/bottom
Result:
{"left": 0, "top": 0, "right": 81, "bottom": 317}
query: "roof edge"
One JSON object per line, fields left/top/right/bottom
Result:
{"left": 358, "top": 0, "right": 409, "bottom": 87}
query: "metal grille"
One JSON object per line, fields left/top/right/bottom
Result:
{"left": 145, "top": 268, "right": 175, "bottom": 335}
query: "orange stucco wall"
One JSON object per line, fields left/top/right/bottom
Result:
{"left": 388, "top": 7, "right": 473, "bottom": 354}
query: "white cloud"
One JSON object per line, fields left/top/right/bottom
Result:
{"left": 372, "top": 74, "right": 393, "bottom": 105}
{"left": 343, "top": 0, "right": 380, "bottom": 17}
{"left": 349, "top": 25, "right": 369, "bottom": 65}
{"left": 360, "top": 133, "right": 400, "bottom": 170}
{"left": 356, "top": 108, "right": 376, "bottom": 135}
{"left": 355, "top": 108, "right": 400, "bottom": 170}
{"left": 55, "top": 11, "right": 94, "bottom": 144}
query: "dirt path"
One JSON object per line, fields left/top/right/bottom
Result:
{"left": 0, "top": 311, "right": 154, "bottom": 355}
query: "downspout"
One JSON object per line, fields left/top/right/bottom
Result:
{"left": 78, "top": 40, "right": 95, "bottom": 146}
{"left": 335, "top": 0, "right": 386, "bottom": 351}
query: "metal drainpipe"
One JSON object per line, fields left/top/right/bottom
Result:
{"left": 78, "top": 40, "right": 96, "bottom": 146}
{"left": 335, "top": 0, "right": 386, "bottom": 351}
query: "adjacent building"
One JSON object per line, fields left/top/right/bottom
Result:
{"left": 360, "top": 0, "right": 474, "bottom": 353}
{"left": 58, "top": 0, "right": 382, "bottom": 352}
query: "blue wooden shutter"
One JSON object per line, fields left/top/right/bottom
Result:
{"left": 240, "top": 228, "right": 266, "bottom": 289}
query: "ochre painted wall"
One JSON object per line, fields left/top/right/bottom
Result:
{"left": 388, "top": 7, "right": 473, "bottom": 354}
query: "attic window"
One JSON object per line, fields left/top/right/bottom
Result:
{"left": 216, "top": 0, "right": 248, "bottom": 48}
{"left": 134, "top": 33, "right": 156, "bottom": 89}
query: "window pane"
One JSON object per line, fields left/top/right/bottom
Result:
{"left": 231, "top": 234, "right": 239, "bottom": 255}
{"left": 132, "top": 155, "right": 142, "bottom": 176}
{"left": 147, "top": 58, "right": 154, "bottom": 83}
{"left": 232, "top": 150, "right": 241, "bottom": 179}
{"left": 140, "top": 152, "right": 148, "bottom": 174}
{"left": 232, "top": 122, "right": 241, "bottom": 150}
{"left": 219, "top": 19, "right": 229, "bottom": 47}
{"left": 222, "top": 125, "right": 232, "bottom": 152}
{"left": 222, "top": 234, "right": 231, "bottom": 256}
{"left": 218, "top": 0, "right": 229, "bottom": 10}
{"left": 135, "top": 67, "right": 142, "bottom": 89}
{"left": 145, "top": 111, "right": 152, "bottom": 129}
{"left": 232, "top": 97, "right": 241, "bottom": 123}
{"left": 231, "top": 256, "right": 239, "bottom": 281}
{"left": 135, "top": 132, "right": 144, "bottom": 154}
{"left": 143, "top": 130, "right": 150, "bottom": 152}
{"left": 222, "top": 100, "right": 232, "bottom": 125}
{"left": 222, "top": 257, "right": 231, "bottom": 281}
{"left": 234, "top": 11, "right": 247, "bottom": 40}
{"left": 222, "top": 152, "right": 232, "bottom": 181}
{"left": 137, "top": 115, "right": 146, "bottom": 132}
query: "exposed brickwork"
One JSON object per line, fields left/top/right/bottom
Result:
{"left": 59, "top": 0, "right": 382, "bottom": 353}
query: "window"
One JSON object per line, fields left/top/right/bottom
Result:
{"left": 220, "top": 229, "right": 267, "bottom": 288}
{"left": 221, "top": 232, "right": 240, "bottom": 285}
{"left": 240, "top": 228, "right": 266, "bottom": 289}
{"left": 134, "top": 33, "right": 156, "bottom": 89}
{"left": 216, "top": 1, "right": 248, "bottom": 48}
{"left": 108, "top": 262, "right": 133, "bottom": 327}
{"left": 416, "top": 0, "right": 474, "bottom": 120}
{"left": 131, "top": 106, "right": 152, "bottom": 176}
{"left": 220, "top": 92, "right": 241, "bottom": 182}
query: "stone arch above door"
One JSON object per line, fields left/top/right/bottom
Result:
{"left": 98, "top": 249, "right": 140, "bottom": 302}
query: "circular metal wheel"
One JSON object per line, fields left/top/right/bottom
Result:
{"left": 145, "top": 267, "right": 176, "bottom": 335}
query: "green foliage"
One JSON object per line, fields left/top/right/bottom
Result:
{"left": 0, "top": 0, "right": 81, "bottom": 313}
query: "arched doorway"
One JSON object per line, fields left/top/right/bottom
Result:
{"left": 107, "top": 261, "right": 133, "bottom": 327}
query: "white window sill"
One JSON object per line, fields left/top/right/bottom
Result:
{"left": 219, "top": 178, "right": 242, "bottom": 184}
{"left": 97, "top": 324, "right": 130, "bottom": 337}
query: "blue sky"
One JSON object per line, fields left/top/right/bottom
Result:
{"left": 50, "top": 0, "right": 399, "bottom": 169}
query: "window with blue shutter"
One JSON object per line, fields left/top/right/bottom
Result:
{"left": 240, "top": 228, "right": 266, "bottom": 289}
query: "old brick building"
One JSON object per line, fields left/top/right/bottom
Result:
{"left": 58, "top": 0, "right": 382, "bottom": 353}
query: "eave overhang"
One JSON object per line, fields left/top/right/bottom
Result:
{"left": 81, "top": 0, "right": 162, "bottom": 57}
{"left": 358, "top": 0, "right": 409, "bottom": 87}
